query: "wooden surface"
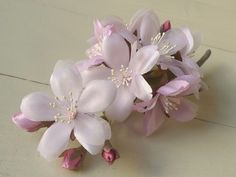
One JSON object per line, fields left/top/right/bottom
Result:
{"left": 0, "top": 0, "right": 236, "bottom": 176}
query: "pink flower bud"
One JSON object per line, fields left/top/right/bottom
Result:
{"left": 12, "top": 112, "right": 42, "bottom": 132}
{"left": 62, "top": 148, "right": 85, "bottom": 170}
{"left": 160, "top": 20, "right": 171, "bottom": 33}
{"left": 102, "top": 142, "right": 120, "bottom": 165}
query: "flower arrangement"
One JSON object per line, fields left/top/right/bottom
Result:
{"left": 12, "top": 9, "right": 211, "bottom": 170}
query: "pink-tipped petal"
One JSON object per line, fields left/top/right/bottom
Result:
{"left": 176, "top": 75, "right": 201, "bottom": 97}
{"left": 20, "top": 92, "right": 57, "bottom": 122}
{"left": 37, "top": 122, "right": 74, "bottom": 160}
{"left": 12, "top": 112, "right": 43, "bottom": 132}
{"left": 78, "top": 80, "right": 116, "bottom": 113}
{"left": 169, "top": 98, "right": 198, "bottom": 122}
{"left": 157, "top": 80, "right": 190, "bottom": 96}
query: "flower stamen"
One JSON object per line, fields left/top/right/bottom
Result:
{"left": 108, "top": 65, "right": 132, "bottom": 88}
{"left": 161, "top": 96, "right": 180, "bottom": 114}
{"left": 49, "top": 91, "right": 79, "bottom": 124}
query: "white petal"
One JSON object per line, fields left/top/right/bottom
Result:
{"left": 78, "top": 80, "right": 116, "bottom": 113}
{"left": 128, "top": 9, "right": 160, "bottom": 45}
{"left": 140, "top": 12, "right": 160, "bottom": 45}
{"left": 130, "top": 75, "right": 152, "bottom": 101}
{"left": 105, "top": 87, "right": 135, "bottom": 122}
{"left": 20, "top": 92, "right": 57, "bottom": 121}
{"left": 79, "top": 141, "right": 103, "bottom": 155}
{"left": 37, "top": 122, "right": 74, "bottom": 160}
{"left": 192, "top": 32, "right": 202, "bottom": 52}
{"left": 160, "top": 28, "right": 187, "bottom": 54}
{"left": 180, "top": 27, "right": 194, "bottom": 55}
{"left": 102, "top": 33, "right": 130, "bottom": 69}
{"left": 50, "top": 60, "right": 83, "bottom": 100}
{"left": 74, "top": 114, "right": 111, "bottom": 148}
{"left": 129, "top": 45, "right": 159, "bottom": 74}
{"left": 101, "top": 16, "right": 126, "bottom": 32}
{"left": 79, "top": 65, "right": 110, "bottom": 86}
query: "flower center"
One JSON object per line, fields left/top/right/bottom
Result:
{"left": 161, "top": 96, "right": 180, "bottom": 114}
{"left": 108, "top": 65, "right": 133, "bottom": 88}
{"left": 49, "top": 92, "right": 79, "bottom": 124}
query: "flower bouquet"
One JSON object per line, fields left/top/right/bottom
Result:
{"left": 12, "top": 9, "right": 211, "bottom": 170}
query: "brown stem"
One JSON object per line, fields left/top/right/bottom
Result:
{"left": 197, "top": 49, "right": 211, "bottom": 67}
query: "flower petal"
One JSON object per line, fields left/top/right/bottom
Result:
{"left": 130, "top": 75, "right": 152, "bottom": 101}
{"left": 129, "top": 45, "right": 159, "bottom": 75}
{"left": 20, "top": 92, "right": 57, "bottom": 121}
{"left": 176, "top": 74, "right": 201, "bottom": 98}
{"left": 101, "top": 16, "right": 126, "bottom": 32}
{"left": 182, "top": 57, "right": 202, "bottom": 77}
{"left": 78, "top": 80, "right": 116, "bottom": 113}
{"left": 133, "top": 95, "right": 158, "bottom": 112}
{"left": 74, "top": 114, "right": 111, "bottom": 154}
{"left": 129, "top": 9, "right": 160, "bottom": 45}
{"left": 143, "top": 102, "right": 166, "bottom": 136}
{"left": 157, "top": 80, "right": 190, "bottom": 96}
{"left": 50, "top": 60, "right": 83, "bottom": 100}
{"left": 37, "top": 122, "right": 74, "bottom": 160}
{"left": 180, "top": 27, "right": 194, "bottom": 55}
{"left": 105, "top": 87, "right": 135, "bottom": 122}
{"left": 160, "top": 28, "right": 187, "bottom": 54}
{"left": 157, "top": 56, "right": 185, "bottom": 76}
{"left": 192, "top": 32, "right": 202, "bottom": 52}
{"left": 102, "top": 33, "right": 130, "bottom": 69}
{"left": 79, "top": 65, "right": 110, "bottom": 86}
{"left": 76, "top": 58, "right": 104, "bottom": 72}
{"left": 139, "top": 11, "right": 160, "bottom": 45}
{"left": 169, "top": 98, "right": 198, "bottom": 122}
{"left": 79, "top": 142, "right": 103, "bottom": 155}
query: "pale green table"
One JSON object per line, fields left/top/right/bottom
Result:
{"left": 1, "top": 0, "right": 236, "bottom": 177}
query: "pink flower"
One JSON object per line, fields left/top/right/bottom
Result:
{"left": 62, "top": 148, "right": 85, "bottom": 170}
{"left": 20, "top": 60, "right": 116, "bottom": 160}
{"left": 134, "top": 75, "right": 199, "bottom": 136}
{"left": 12, "top": 112, "right": 43, "bottom": 132}
{"left": 101, "top": 142, "right": 120, "bottom": 165}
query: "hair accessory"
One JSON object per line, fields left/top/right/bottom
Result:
{"left": 12, "top": 9, "right": 211, "bottom": 170}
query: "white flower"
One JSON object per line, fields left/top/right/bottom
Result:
{"left": 20, "top": 60, "right": 116, "bottom": 160}
{"left": 79, "top": 33, "right": 160, "bottom": 122}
